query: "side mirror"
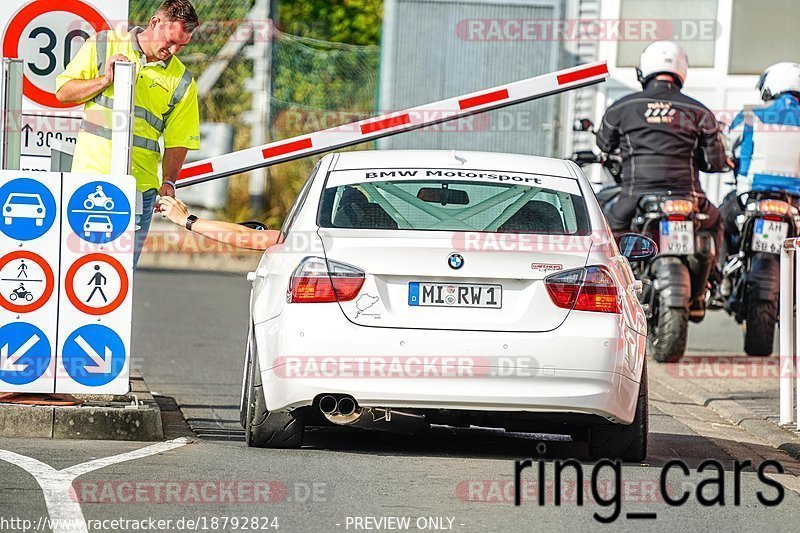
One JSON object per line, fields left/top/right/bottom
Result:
{"left": 617, "top": 233, "right": 657, "bottom": 262}
{"left": 573, "top": 118, "right": 595, "bottom": 132}
{"left": 239, "top": 220, "right": 269, "bottom": 231}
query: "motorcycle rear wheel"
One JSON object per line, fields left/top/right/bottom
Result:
{"left": 743, "top": 300, "right": 777, "bottom": 357}
{"left": 648, "top": 303, "right": 689, "bottom": 364}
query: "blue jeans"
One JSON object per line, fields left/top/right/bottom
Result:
{"left": 134, "top": 189, "right": 158, "bottom": 269}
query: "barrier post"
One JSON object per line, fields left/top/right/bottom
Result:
{"left": 780, "top": 239, "right": 795, "bottom": 425}
{"left": 0, "top": 58, "right": 23, "bottom": 170}
{"left": 109, "top": 62, "right": 136, "bottom": 176}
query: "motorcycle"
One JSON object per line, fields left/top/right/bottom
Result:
{"left": 718, "top": 189, "right": 800, "bottom": 356}
{"left": 9, "top": 287, "right": 33, "bottom": 301}
{"left": 84, "top": 188, "right": 115, "bottom": 210}
{"left": 572, "top": 118, "right": 716, "bottom": 363}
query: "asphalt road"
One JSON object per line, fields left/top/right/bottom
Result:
{"left": 1, "top": 269, "right": 799, "bottom": 533}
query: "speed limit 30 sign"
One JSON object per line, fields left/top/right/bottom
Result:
{"left": 0, "top": 0, "right": 130, "bottom": 171}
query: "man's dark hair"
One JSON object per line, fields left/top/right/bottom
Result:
{"left": 156, "top": 0, "right": 200, "bottom": 31}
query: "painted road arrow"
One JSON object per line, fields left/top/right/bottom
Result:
{"left": 74, "top": 335, "right": 112, "bottom": 374}
{"left": 0, "top": 334, "right": 40, "bottom": 372}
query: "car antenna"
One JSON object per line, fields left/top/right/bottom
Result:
{"left": 451, "top": 150, "right": 466, "bottom": 165}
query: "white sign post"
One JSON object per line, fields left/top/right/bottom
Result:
{"left": 1, "top": 58, "right": 24, "bottom": 170}
{"left": 0, "top": 0, "right": 129, "bottom": 172}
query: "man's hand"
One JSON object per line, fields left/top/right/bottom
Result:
{"left": 103, "top": 54, "right": 133, "bottom": 87}
{"left": 158, "top": 196, "right": 190, "bottom": 227}
{"left": 158, "top": 181, "right": 176, "bottom": 199}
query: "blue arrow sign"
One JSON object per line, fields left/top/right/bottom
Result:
{"left": 0, "top": 178, "right": 57, "bottom": 241}
{"left": 62, "top": 325, "right": 125, "bottom": 386}
{"left": 0, "top": 322, "right": 51, "bottom": 385}
{"left": 67, "top": 181, "right": 131, "bottom": 244}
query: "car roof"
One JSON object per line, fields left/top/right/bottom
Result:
{"left": 327, "top": 149, "right": 574, "bottom": 178}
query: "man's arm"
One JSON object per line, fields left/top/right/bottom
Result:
{"left": 56, "top": 54, "right": 130, "bottom": 104}
{"left": 696, "top": 110, "right": 731, "bottom": 173}
{"left": 159, "top": 147, "right": 188, "bottom": 198}
{"left": 159, "top": 196, "right": 279, "bottom": 251}
{"left": 596, "top": 105, "right": 622, "bottom": 153}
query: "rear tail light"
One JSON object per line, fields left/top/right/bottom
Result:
{"left": 545, "top": 266, "right": 621, "bottom": 314}
{"left": 756, "top": 199, "right": 790, "bottom": 217}
{"left": 661, "top": 199, "right": 695, "bottom": 217}
{"left": 289, "top": 257, "right": 365, "bottom": 303}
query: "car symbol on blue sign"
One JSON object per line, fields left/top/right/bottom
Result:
{"left": 0, "top": 179, "right": 57, "bottom": 241}
{"left": 67, "top": 182, "right": 131, "bottom": 244}
{"left": 62, "top": 324, "right": 126, "bottom": 386}
{"left": 0, "top": 322, "right": 51, "bottom": 385}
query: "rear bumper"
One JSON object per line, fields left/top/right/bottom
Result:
{"left": 255, "top": 304, "right": 645, "bottom": 424}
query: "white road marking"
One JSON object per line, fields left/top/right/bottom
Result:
{"left": 0, "top": 437, "right": 191, "bottom": 533}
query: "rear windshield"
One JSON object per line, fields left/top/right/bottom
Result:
{"left": 319, "top": 175, "right": 590, "bottom": 234}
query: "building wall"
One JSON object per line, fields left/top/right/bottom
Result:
{"left": 378, "top": 0, "right": 567, "bottom": 157}
{"left": 569, "top": 0, "right": 800, "bottom": 203}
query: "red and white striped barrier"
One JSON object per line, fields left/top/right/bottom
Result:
{"left": 177, "top": 62, "right": 609, "bottom": 188}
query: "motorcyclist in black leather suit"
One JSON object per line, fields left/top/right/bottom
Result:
{"left": 595, "top": 41, "right": 730, "bottom": 319}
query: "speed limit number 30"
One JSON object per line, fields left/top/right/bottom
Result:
{"left": 1, "top": 0, "right": 116, "bottom": 109}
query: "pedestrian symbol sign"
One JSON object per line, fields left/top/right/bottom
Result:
{"left": 0, "top": 322, "right": 51, "bottom": 386}
{"left": 62, "top": 325, "right": 125, "bottom": 387}
{"left": 64, "top": 253, "right": 129, "bottom": 315}
{"left": 66, "top": 181, "right": 132, "bottom": 244}
{"left": 0, "top": 178, "right": 57, "bottom": 240}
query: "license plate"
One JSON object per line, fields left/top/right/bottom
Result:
{"left": 752, "top": 218, "right": 788, "bottom": 254}
{"left": 660, "top": 220, "right": 695, "bottom": 255}
{"left": 408, "top": 282, "right": 502, "bottom": 308}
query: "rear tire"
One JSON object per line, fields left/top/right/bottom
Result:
{"left": 244, "top": 350, "right": 304, "bottom": 448}
{"left": 648, "top": 302, "right": 689, "bottom": 363}
{"left": 744, "top": 300, "right": 777, "bottom": 357}
{"left": 589, "top": 363, "right": 648, "bottom": 462}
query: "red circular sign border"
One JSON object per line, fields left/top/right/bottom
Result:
{"left": 2, "top": 0, "right": 110, "bottom": 109}
{"left": 0, "top": 250, "right": 55, "bottom": 313}
{"left": 65, "top": 253, "right": 128, "bottom": 315}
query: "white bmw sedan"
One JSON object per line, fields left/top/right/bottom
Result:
{"left": 241, "top": 149, "right": 654, "bottom": 460}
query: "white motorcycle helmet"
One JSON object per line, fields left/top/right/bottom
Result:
{"left": 636, "top": 41, "right": 689, "bottom": 87}
{"left": 756, "top": 62, "right": 800, "bottom": 101}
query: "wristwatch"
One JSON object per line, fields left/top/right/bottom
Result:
{"left": 185, "top": 215, "right": 198, "bottom": 231}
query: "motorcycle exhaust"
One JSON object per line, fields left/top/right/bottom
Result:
{"left": 317, "top": 395, "right": 427, "bottom": 434}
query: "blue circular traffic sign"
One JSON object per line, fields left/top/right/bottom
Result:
{"left": 0, "top": 322, "right": 51, "bottom": 385}
{"left": 67, "top": 181, "right": 131, "bottom": 244}
{"left": 0, "top": 178, "right": 57, "bottom": 241}
{"left": 62, "top": 324, "right": 126, "bottom": 386}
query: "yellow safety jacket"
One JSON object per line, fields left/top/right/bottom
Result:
{"left": 56, "top": 28, "right": 200, "bottom": 192}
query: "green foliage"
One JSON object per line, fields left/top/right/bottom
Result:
{"left": 129, "top": 0, "right": 383, "bottom": 224}
{"left": 278, "top": 0, "right": 383, "bottom": 45}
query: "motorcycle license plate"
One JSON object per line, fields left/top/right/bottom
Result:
{"left": 752, "top": 218, "right": 788, "bottom": 254}
{"left": 660, "top": 220, "right": 695, "bottom": 254}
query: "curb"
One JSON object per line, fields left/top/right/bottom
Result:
{"left": 0, "top": 372, "right": 164, "bottom": 441}
{"left": 649, "top": 364, "right": 800, "bottom": 461}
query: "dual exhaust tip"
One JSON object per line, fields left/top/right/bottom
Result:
{"left": 319, "top": 394, "right": 357, "bottom": 417}
{"left": 317, "top": 394, "right": 427, "bottom": 434}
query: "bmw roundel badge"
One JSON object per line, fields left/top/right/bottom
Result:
{"left": 448, "top": 253, "right": 464, "bottom": 270}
